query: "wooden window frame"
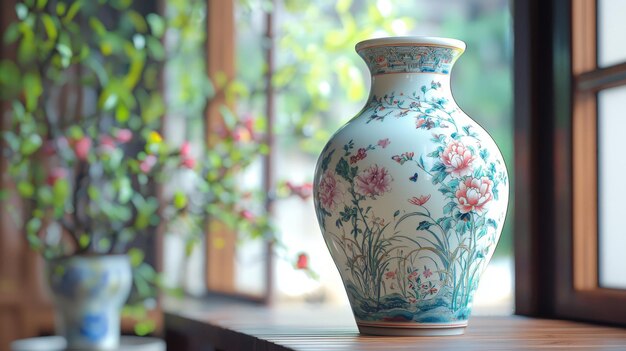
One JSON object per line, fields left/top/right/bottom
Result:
{"left": 204, "top": 0, "right": 274, "bottom": 302}
{"left": 514, "top": 0, "right": 626, "bottom": 325}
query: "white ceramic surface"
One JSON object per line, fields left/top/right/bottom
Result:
{"left": 313, "top": 36, "right": 509, "bottom": 335}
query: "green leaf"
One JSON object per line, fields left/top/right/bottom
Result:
{"left": 52, "top": 178, "right": 69, "bottom": 204}
{"left": 335, "top": 158, "right": 351, "bottom": 181}
{"left": 128, "top": 248, "right": 144, "bottom": 267}
{"left": 26, "top": 217, "right": 41, "bottom": 236}
{"left": 63, "top": 0, "right": 82, "bottom": 23}
{"left": 89, "top": 18, "right": 106, "bottom": 36}
{"left": 417, "top": 221, "right": 432, "bottom": 231}
{"left": 134, "top": 320, "right": 156, "bottom": 336}
{"left": 3, "top": 23, "right": 20, "bottom": 44}
{"left": 0, "top": 60, "right": 21, "bottom": 98}
{"left": 15, "top": 3, "right": 28, "bottom": 20}
{"left": 126, "top": 10, "right": 148, "bottom": 33}
{"left": 41, "top": 14, "right": 57, "bottom": 42}
{"left": 20, "top": 133, "right": 42, "bottom": 155}
{"left": 56, "top": 2, "right": 66, "bottom": 15}
{"left": 173, "top": 191, "right": 187, "bottom": 210}
{"left": 115, "top": 104, "right": 130, "bottom": 123}
{"left": 118, "top": 177, "right": 132, "bottom": 204}
{"left": 79, "top": 234, "right": 90, "bottom": 249}
{"left": 36, "top": 0, "right": 48, "bottom": 10}
{"left": 23, "top": 72, "right": 42, "bottom": 112}
{"left": 146, "top": 13, "right": 164, "bottom": 38}
{"left": 18, "top": 181, "right": 35, "bottom": 198}
{"left": 88, "top": 185, "right": 100, "bottom": 200}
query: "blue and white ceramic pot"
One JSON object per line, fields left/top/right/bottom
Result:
{"left": 48, "top": 255, "right": 132, "bottom": 350}
{"left": 313, "top": 37, "right": 509, "bottom": 336}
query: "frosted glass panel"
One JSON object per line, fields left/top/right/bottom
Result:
{"left": 599, "top": 86, "right": 626, "bottom": 289}
{"left": 598, "top": 0, "right": 626, "bottom": 67}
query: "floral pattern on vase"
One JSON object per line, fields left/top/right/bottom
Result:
{"left": 314, "top": 37, "right": 508, "bottom": 336}
{"left": 48, "top": 255, "right": 132, "bottom": 350}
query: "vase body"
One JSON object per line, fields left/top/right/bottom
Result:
{"left": 313, "top": 37, "right": 509, "bottom": 336}
{"left": 47, "top": 255, "right": 132, "bottom": 350}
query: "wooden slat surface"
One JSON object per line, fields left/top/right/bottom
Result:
{"left": 164, "top": 297, "right": 626, "bottom": 350}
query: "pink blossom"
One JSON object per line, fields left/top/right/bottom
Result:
{"left": 408, "top": 271, "right": 418, "bottom": 281}
{"left": 408, "top": 194, "right": 431, "bottom": 206}
{"left": 100, "top": 135, "right": 116, "bottom": 153}
{"left": 73, "top": 137, "right": 91, "bottom": 161}
{"left": 354, "top": 165, "right": 392, "bottom": 198}
{"left": 140, "top": 155, "right": 157, "bottom": 173}
{"left": 423, "top": 268, "right": 433, "bottom": 278}
{"left": 240, "top": 209, "right": 255, "bottom": 221}
{"left": 180, "top": 141, "right": 191, "bottom": 157}
{"left": 287, "top": 182, "right": 313, "bottom": 200}
{"left": 115, "top": 129, "right": 133, "bottom": 143}
{"left": 317, "top": 170, "right": 344, "bottom": 211}
{"left": 377, "top": 138, "right": 390, "bottom": 148}
{"left": 181, "top": 157, "right": 196, "bottom": 169}
{"left": 440, "top": 140, "right": 476, "bottom": 178}
{"left": 455, "top": 177, "right": 493, "bottom": 214}
{"left": 46, "top": 167, "right": 67, "bottom": 186}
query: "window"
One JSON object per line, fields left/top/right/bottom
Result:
{"left": 514, "top": 0, "right": 626, "bottom": 324}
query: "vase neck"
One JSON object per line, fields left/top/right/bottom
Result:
{"left": 368, "top": 73, "right": 453, "bottom": 102}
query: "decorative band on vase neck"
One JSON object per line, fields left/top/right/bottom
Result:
{"left": 358, "top": 45, "right": 463, "bottom": 76}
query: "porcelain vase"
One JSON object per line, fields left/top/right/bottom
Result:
{"left": 313, "top": 36, "right": 509, "bottom": 336}
{"left": 48, "top": 255, "right": 132, "bottom": 350}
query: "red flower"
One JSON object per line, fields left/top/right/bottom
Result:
{"left": 46, "top": 167, "right": 67, "bottom": 186}
{"left": 440, "top": 140, "right": 476, "bottom": 178}
{"left": 115, "top": 129, "right": 133, "bottom": 143}
{"left": 350, "top": 148, "right": 368, "bottom": 164}
{"left": 377, "top": 138, "right": 390, "bottom": 148}
{"left": 73, "top": 136, "right": 92, "bottom": 161}
{"left": 384, "top": 271, "right": 396, "bottom": 279}
{"left": 455, "top": 177, "right": 494, "bottom": 214}
{"left": 296, "top": 253, "right": 308, "bottom": 270}
{"left": 408, "top": 194, "right": 431, "bottom": 206}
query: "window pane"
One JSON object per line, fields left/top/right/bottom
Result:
{"left": 598, "top": 0, "right": 626, "bottom": 67}
{"left": 599, "top": 85, "right": 626, "bottom": 289}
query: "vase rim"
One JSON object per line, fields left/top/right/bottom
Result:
{"left": 355, "top": 36, "right": 466, "bottom": 53}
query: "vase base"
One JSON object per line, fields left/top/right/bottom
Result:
{"left": 357, "top": 322, "right": 466, "bottom": 336}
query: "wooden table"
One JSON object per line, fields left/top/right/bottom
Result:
{"left": 164, "top": 297, "right": 626, "bottom": 350}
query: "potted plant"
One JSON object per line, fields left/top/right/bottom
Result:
{"left": 0, "top": 0, "right": 271, "bottom": 349}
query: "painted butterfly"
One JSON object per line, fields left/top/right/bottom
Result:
{"left": 409, "top": 173, "right": 418, "bottom": 182}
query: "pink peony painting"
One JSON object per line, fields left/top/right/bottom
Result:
{"left": 318, "top": 170, "right": 344, "bottom": 211}
{"left": 354, "top": 164, "right": 392, "bottom": 198}
{"left": 440, "top": 140, "right": 476, "bottom": 178}
{"left": 454, "top": 177, "right": 493, "bottom": 214}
